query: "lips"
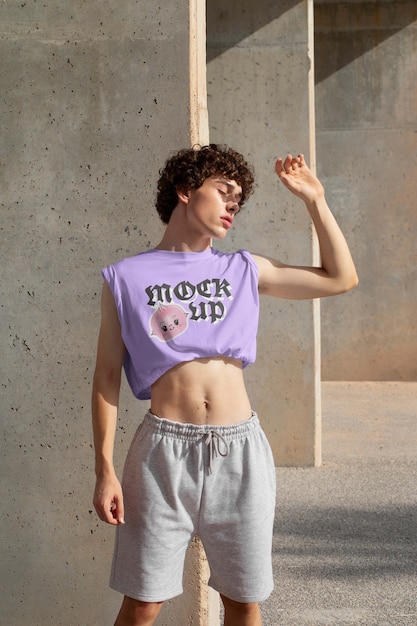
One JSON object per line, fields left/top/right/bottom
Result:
{"left": 221, "top": 215, "right": 233, "bottom": 228}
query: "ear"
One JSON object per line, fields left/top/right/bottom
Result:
{"left": 176, "top": 186, "right": 190, "bottom": 204}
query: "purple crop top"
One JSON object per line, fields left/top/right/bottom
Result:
{"left": 102, "top": 247, "right": 259, "bottom": 400}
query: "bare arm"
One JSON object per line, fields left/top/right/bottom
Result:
{"left": 92, "top": 280, "right": 126, "bottom": 525}
{"left": 253, "top": 154, "right": 358, "bottom": 299}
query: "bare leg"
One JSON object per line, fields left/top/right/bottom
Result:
{"left": 221, "top": 595, "right": 262, "bottom": 626}
{"left": 114, "top": 596, "right": 163, "bottom": 626}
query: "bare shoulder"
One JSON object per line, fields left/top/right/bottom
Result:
{"left": 101, "top": 279, "right": 118, "bottom": 314}
{"left": 251, "top": 252, "right": 284, "bottom": 271}
{"left": 95, "top": 281, "right": 125, "bottom": 370}
{"left": 250, "top": 252, "right": 294, "bottom": 298}
{"left": 250, "top": 253, "right": 285, "bottom": 285}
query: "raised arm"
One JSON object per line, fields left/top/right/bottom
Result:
{"left": 92, "top": 280, "right": 126, "bottom": 525}
{"left": 253, "top": 154, "right": 358, "bottom": 299}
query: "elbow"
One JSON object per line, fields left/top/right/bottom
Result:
{"left": 93, "top": 365, "right": 122, "bottom": 393}
{"left": 339, "top": 271, "right": 359, "bottom": 294}
{"left": 348, "top": 268, "right": 359, "bottom": 291}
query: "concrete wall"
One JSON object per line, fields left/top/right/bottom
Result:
{"left": 207, "top": 0, "right": 322, "bottom": 466}
{"left": 1, "top": 1, "right": 211, "bottom": 624}
{"left": 315, "top": 0, "right": 417, "bottom": 380}
{"left": 6, "top": 0, "right": 407, "bottom": 622}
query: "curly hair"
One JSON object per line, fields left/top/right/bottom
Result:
{"left": 155, "top": 144, "right": 255, "bottom": 224}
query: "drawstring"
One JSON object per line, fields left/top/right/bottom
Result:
{"left": 203, "top": 430, "right": 230, "bottom": 474}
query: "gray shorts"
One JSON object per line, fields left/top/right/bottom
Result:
{"left": 110, "top": 411, "right": 276, "bottom": 603}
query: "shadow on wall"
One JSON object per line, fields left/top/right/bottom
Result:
{"left": 273, "top": 503, "right": 417, "bottom": 578}
{"left": 207, "top": 0, "right": 417, "bottom": 83}
{"left": 206, "top": 0, "right": 301, "bottom": 62}
{"left": 314, "top": 0, "right": 417, "bottom": 84}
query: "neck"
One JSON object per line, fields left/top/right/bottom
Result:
{"left": 157, "top": 223, "right": 212, "bottom": 253}
{"left": 156, "top": 238, "right": 212, "bottom": 252}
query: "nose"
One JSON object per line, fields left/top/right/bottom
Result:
{"left": 226, "top": 201, "right": 240, "bottom": 215}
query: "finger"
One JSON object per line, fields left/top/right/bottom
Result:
{"left": 106, "top": 512, "right": 120, "bottom": 525}
{"left": 100, "top": 505, "right": 119, "bottom": 525}
{"left": 275, "top": 157, "right": 285, "bottom": 176}
{"left": 284, "top": 154, "right": 293, "bottom": 173}
{"left": 94, "top": 498, "right": 120, "bottom": 525}
{"left": 290, "top": 155, "right": 303, "bottom": 170}
{"left": 112, "top": 495, "right": 125, "bottom": 525}
{"left": 275, "top": 155, "right": 292, "bottom": 176}
{"left": 293, "top": 154, "right": 306, "bottom": 170}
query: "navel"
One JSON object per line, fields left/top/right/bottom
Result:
{"left": 202, "top": 399, "right": 211, "bottom": 423}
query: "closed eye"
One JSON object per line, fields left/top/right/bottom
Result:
{"left": 214, "top": 178, "right": 243, "bottom": 211}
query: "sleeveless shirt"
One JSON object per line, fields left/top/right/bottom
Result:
{"left": 102, "top": 247, "right": 259, "bottom": 400}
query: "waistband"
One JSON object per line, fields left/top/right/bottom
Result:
{"left": 144, "top": 410, "right": 260, "bottom": 442}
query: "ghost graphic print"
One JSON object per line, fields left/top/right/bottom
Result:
{"left": 149, "top": 303, "right": 189, "bottom": 342}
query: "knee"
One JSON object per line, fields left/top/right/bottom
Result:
{"left": 133, "top": 600, "right": 162, "bottom": 622}
{"left": 221, "top": 594, "right": 260, "bottom": 617}
{"left": 115, "top": 596, "right": 163, "bottom": 625}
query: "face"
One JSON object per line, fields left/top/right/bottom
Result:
{"left": 182, "top": 176, "right": 243, "bottom": 240}
{"left": 149, "top": 303, "right": 189, "bottom": 342}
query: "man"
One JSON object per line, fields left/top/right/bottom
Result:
{"left": 92, "top": 144, "right": 358, "bottom": 625}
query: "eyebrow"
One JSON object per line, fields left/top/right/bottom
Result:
{"left": 216, "top": 178, "right": 243, "bottom": 201}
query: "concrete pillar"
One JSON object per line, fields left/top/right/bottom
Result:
{"left": 207, "top": 0, "right": 321, "bottom": 466}
{"left": 157, "top": 537, "right": 220, "bottom": 626}
{"left": 156, "top": 7, "right": 220, "bottom": 626}
{"left": 315, "top": 0, "right": 417, "bottom": 381}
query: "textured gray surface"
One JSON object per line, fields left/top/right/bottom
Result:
{"left": 260, "top": 382, "right": 417, "bottom": 625}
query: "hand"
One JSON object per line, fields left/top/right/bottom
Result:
{"left": 276, "top": 154, "right": 325, "bottom": 204}
{"left": 93, "top": 473, "right": 125, "bottom": 525}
